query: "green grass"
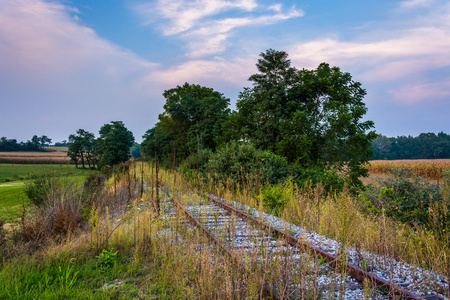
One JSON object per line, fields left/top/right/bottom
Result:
{"left": 0, "top": 182, "right": 29, "bottom": 222}
{"left": 0, "top": 164, "right": 96, "bottom": 222}
{"left": 0, "top": 164, "right": 93, "bottom": 183}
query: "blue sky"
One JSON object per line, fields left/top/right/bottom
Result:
{"left": 0, "top": 0, "right": 449, "bottom": 143}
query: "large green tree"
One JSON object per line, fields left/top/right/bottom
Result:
{"left": 235, "top": 49, "right": 376, "bottom": 186}
{"left": 97, "top": 121, "right": 134, "bottom": 167}
{"left": 142, "top": 83, "right": 230, "bottom": 159}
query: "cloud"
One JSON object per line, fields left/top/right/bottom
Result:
{"left": 400, "top": 0, "right": 433, "bottom": 8}
{"left": 390, "top": 80, "right": 450, "bottom": 104}
{"left": 183, "top": 8, "right": 304, "bottom": 57}
{"left": 0, "top": 0, "right": 161, "bottom": 142}
{"left": 147, "top": 56, "right": 255, "bottom": 87}
{"left": 136, "top": 0, "right": 258, "bottom": 35}
{"left": 287, "top": 3, "right": 450, "bottom": 104}
{"left": 134, "top": 0, "right": 303, "bottom": 57}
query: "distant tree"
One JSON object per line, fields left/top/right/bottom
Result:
{"left": 97, "top": 121, "right": 134, "bottom": 167}
{"left": 39, "top": 135, "right": 52, "bottom": 147}
{"left": 23, "top": 135, "right": 41, "bottom": 151}
{"left": 372, "top": 135, "right": 391, "bottom": 159}
{"left": 376, "top": 132, "right": 450, "bottom": 159}
{"left": 0, "top": 137, "right": 21, "bottom": 151}
{"left": 54, "top": 140, "right": 68, "bottom": 147}
{"left": 68, "top": 129, "right": 97, "bottom": 168}
{"left": 130, "top": 142, "right": 141, "bottom": 158}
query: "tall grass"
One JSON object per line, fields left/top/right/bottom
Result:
{"left": 1, "top": 161, "right": 449, "bottom": 299}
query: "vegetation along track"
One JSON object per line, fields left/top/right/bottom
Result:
{"left": 159, "top": 186, "right": 447, "bottom": 299}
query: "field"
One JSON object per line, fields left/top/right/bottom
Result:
{"left": 0, "top": 151, "right": 71, "bottom": 164}
{"left": 0, "top": 182, "right": 27, "bottom": 222}
{"left": 0, "top": 163, "right": 95, "bottom": 222}
{"left": 367, "top": 159, "right": 450, "bottom": 180}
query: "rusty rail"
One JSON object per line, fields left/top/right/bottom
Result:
{"left": 161, "top": 187, "right": 276, "bottom": 299}
{"left": 205, "top": 193, "right": 424, "bottom": 300}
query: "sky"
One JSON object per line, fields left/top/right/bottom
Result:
{"left": 0, "top": 0, "right": 449, "bottom": 144}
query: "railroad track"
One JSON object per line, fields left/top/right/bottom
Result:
{"left": 160, "top": 187, "right": 446, "bottom": 299}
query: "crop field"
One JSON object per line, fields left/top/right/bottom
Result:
{"left": 367, "top": 159, "right": 450, "bottom": 180}
{"left": 0, "top": 151, "right": 71, "bottom": 164}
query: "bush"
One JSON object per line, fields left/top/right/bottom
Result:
{"left": 359, "top": 169, "right": 449, "bottom": 230}
{"left": 259, "top": 181, "right": 293, "bottom": 216}
{"left": 206, "top": 142, "right": 290, "bottom": 186}
{"left": 24, "top": 173, "right": 60, "bottom": 207}
{"left": 291, "top": 165, "right": 347, "bottom": 194}
{"left": 20, "top": 174, "right": 86, "bottom": 246}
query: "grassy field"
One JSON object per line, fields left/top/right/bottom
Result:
{"left": 0, "top": 182, "right": 28, "bottom": 223}
{"left": 0, "top": 164, "right": 95, "bottom": 222}
{"left": 0, "top": 164, "right": 90, "bottom": 183}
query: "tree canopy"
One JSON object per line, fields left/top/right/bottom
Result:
{"left": 233, "top": 49, "right": 376, "bottom": 186}
{"left": 372, "top": 132, "right": 450, "bottom": 160}
{"left": 140, "top": 49, "right": 377, "bottom": 189}
{"left": 97, "top": 121, "right": 134, "bottom": 167}
{"left": 141, "top": 83, "right": 230, "bottom": 159}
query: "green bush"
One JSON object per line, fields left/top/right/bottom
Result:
{"left": 359, "top": 169, "right": 449, "bottom": 231}
{"left": 259, "top": 181, "right": 293, "bottom": 216}
{"left": 24, "top": 173, "right": 59, "bottom": 207}
{"left": 206, "top": 141, "right": 290, "bottom": 186}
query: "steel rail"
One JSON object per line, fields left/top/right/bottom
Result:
{"left": 205, "top": 193, "right": 424, "bottom": 300}
{"left": 161, "top": 187, "right": 276, "bottom": 299}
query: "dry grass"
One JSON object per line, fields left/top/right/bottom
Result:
{"left": 0, "top": 151, "right": 71, "bottom": 164}
{"left": 367, "top": 159, "right": 450, "bottom": 180}
{"left": 2, "top": 161, "right": 448, "bottom": 298}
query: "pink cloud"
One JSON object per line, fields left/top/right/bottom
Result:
{"left": 390, "top": 80, "right": 450, "bottom": 104}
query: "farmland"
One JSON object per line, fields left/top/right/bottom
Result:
{"left": 0, "top": 151, "right": 71, "bottom": 164}
{"left": 0, "top": 162, "right": 95, "bottom": 222}
{"left": 367, "top": 159, "right": 450, "bottom": 180}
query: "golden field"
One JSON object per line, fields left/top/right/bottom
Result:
{"left": 0, "top": 151, "right": 71, "bottom": 164}
{"left": 367, "top": 159, "right": 450, "bottom": 180}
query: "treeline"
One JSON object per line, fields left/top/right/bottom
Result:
{"left": 0, "top": 135, "right": 51, "bottom": 152}
{"left": 141, "top": 49, "right": 376, "bottom": 191}
{"left": 372, "top": 132, "right": 450, "bottom": 160}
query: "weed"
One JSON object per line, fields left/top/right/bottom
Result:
{"left": 95, "top": 248, "right": 119, "bottom": 270}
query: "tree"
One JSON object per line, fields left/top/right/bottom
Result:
{"left": 235, "top": 49, "right": 376, "bottom": 187}
{"left": 142, "top": 83, "right": 230, "bottom": 159}
{"left": 68, "top": 129, "right": 97, "bottom": 168}
{"left": 372, "top": 135, "right": 391, "bottom": 159}
{"left": 39, "top": 135, "right": 52, "bottom": 147}
{"left": 97, "top": 121, "right": 134, "bottom": 167}
{"left": 233, "top": 49, "right": 296, "bottom": 152}
{"left": 130, "top": 142, "right": 141, "bottom": 158}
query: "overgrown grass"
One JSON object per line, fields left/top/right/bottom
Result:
{"left": 1, "top": 161, "right": 449, "bottom": 299}
{"left": 0, "top": 164, "right": 96, "bottom": 222}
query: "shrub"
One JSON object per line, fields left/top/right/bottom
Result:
{"left": 24, "top": 173, "right": 57, "bottom": 207}
{"left": 206, "top": 141, "right": 290, "bottom": 186}
{"left": 20, "top": 174, "right": 86, "bottom": 246}
{"left": 359, "top": 169, "right": 449, "bottom": 230}
{"left": 259, "top": 181, "right": 293, "bottom": 216}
